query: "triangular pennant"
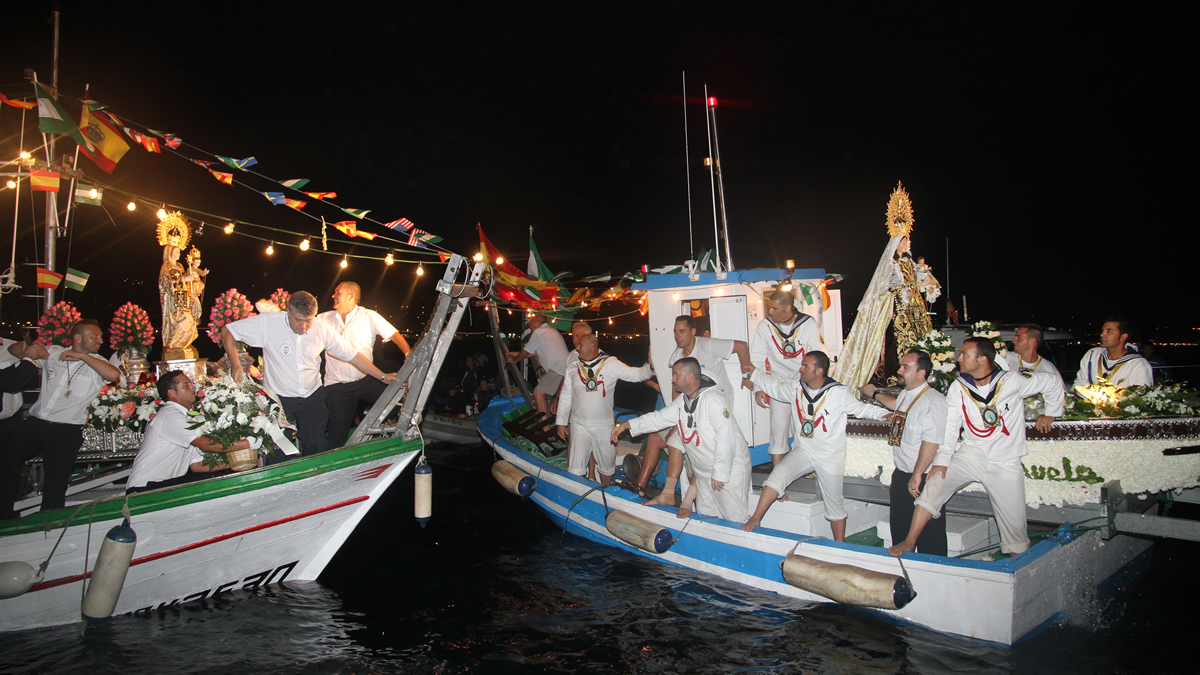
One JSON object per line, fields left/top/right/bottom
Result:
{"left": 280, "top": 178, "right": 310, "bottom": 190}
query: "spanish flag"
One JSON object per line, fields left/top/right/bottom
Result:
{"left": 332, "top": 221, "right": 376, "bottom": 240}
{"left": 30, "top": 170, "right": 61, "bottom": 192}
{"left": 0, "top": 92, "right": 36, "bottom": 110}
{"left": 79, "top": 105, "right": 130, "bottom": 173}
{"left": 36, "top": 268, "right": 64, "bottom": 289}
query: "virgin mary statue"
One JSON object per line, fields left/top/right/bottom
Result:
{"left": 833, "top": 183, "right": 941, "bottom": 391}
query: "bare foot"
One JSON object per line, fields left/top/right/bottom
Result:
{"left": 888, "top": 541, "right": 916, "bottom": 557}
{"left": 676, "top": 507, "right": 692, "bottom": 519}
{"left": 642, "top": 492, "right": 674, "bottom": 507}
{"left": 741, "top": 517, "right": 761, "bottom": 532}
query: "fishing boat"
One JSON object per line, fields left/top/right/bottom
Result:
{"left": 420, "top": 412, "right": 480, "bottom": 445}
{"left": 480, "top": 266, "right": 1200, "bottom": 644}
{"left": 0, "top": 255, "right": 484, "bottom": 631}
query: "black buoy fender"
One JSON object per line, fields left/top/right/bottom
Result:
{"left": 415, "top": 458, "right": 433, "bottom": 528}
{"left": 81, "top": 519, "right": 137, "bottom": 622}
{"left": 605, "top": 510, "right": 673, "bottom": 554}
{"left": 492, "top": 460, "right": 536, "bottom": 497}
{"left": 781, "top": 552, "right": 916, "bottom": 610}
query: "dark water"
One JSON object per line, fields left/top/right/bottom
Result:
{"left": 2, "top": 441, "right": 1198, "bottom": 674}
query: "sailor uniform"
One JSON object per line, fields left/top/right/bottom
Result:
{"left": 664, "top": 337, "right": 738, "bottom": 451}
{"left": 888, "top": 384, "right": 948, "bottom": 554}
{"left": 750, "top": 313, "right": 822, "bottom": 456}
{"left": 556, "top": 353, "right": 652, "bottom": 477}
{"left": 917, "top": 369, "right": 1065, "bottom": 554}
{"left": 1074, "top": 347, "right": 1153, "bottom": 388}
{"left": 628, "top": 378, "right": 752, "bottom": 522}
{"left": 751, "top": 371, "right": 889, "bottom": 522}
{"left": 1004, "top": 352, "right": 1065, "bottom": 420}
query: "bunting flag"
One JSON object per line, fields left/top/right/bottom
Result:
{"left": 383, "top": 217, "right": 413, "bottom": 232}
{"left": 284, "top": 199, "right": 307, "bottom": 210}
{"left": 407, "top": 228, "right": 442, "bottom": 247}
{"left": 263, "top": 192, "right": 286, "bottom": 205}
{"left": 305, "top": 191, "right": 336, "bottom": 200}
{"left": 140, "top": 136, "right": 161, "bottom": 153}
{"left": 280, "top": 178, "right": 310, "bottom": 190}
{"left": 527, "top": 236, "right": 553, "bottom": 281}
{"left": 209, "top": 170, "right": 233, "bottom": 185}
{"left": 818, "top": 279, "right": 832, "bottom": 311}
{"left": 216, "top": 155, "right": 257, "bottom": 171}
{"left": 144, "top": 129, "right": 163, "bottom": 137}
{"left": 332, "top": 221, "right": 377, "bottom": 240}
{"left": 438, "top": 251, "right": 451, "bottom": 263}
{"left": 578, "top": 272, "right": 612, "bottom": 283}
{"left": 798, "top": 283, "right": 815, "bottom": 307}
{"left": 192, "top": 159, "right": 216, "bottom": 168}
{"left": 34, "top": 82, "right": 91, "bottom": 149}
{"left": 36, "top": 268, "right": 64, "bottom": 289}
{"left": 0, "top": 92, "right": 36, "bottom": 109}
{"left": 161, "top": 133, "right": 182, "bottom": 149}
{"left": 341, "top": 208, "right": 370, "bottom": 219}
{"left": 567, "top": 288, "right": 593, "bottom": 305}
{"left": 123, "top": 126, "right": 142, "bottom": 143}
{"left": 78, "top": 104, "right": 129, "bottom": 173}
{"left": 30, "top": 170, "right": 61, "bottom": 192}
{"left": 649, "top": 264, "right": 683, "bottom": 274}
{"left": 73, "top": 183, "right": 103, "bottom": 205}
{"left": 80, "top": 98, "right": 109, "bottom": 111}
{"left": 64, "top": 268, "right": 90, "bottom": 292}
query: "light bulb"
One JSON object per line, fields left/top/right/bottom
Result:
{"left": 266, "top": 242, "right": 274, "bottom": 255}
{"left": 5, "top": 180, "right": 14, "bottom": 189}
{"left": 127, "top": 202, "right": 136, "bottom": 211}
{"left": 300, "top": 239, "right": 310, "bottom": 251}
{"left": 496, "top": 256, "right": 504, "bottom": 265}
{"left": 340, "top": 256, "right": 348, "bottom": 269}
{"left": 473, "top": 253, "right": 483, "bottom": 262}
{"left": 672, "top": 293, "right": 680, "bottom": 300}
{"left": 416, "top": 264, "right": 424, "bottom": 276}
{"left": 385, "top": 252, "right": 394, "bottom": 265}
{"left": 88, "top": 188, "right": 98, "bottom": 198}
{"left": 608, "top": 318, "right": 613, "bottom": 325}
{"left": 20, "top": 151, "right": 30, "bottom": 160}
{"left": 781, "top": 283, "right": 793, "bottom": 291}
{"left": 224, "top": 223, "right": 234, "bottom": 234}
{"left": 157, "top": 208, "right": 167, "bottom": 219}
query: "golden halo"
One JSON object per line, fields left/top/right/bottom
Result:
{"left": 885, "top": 182, "right": 914, "bottom": 238}
{"left": 156, "top": 210, "right": 191, "bottom": 249}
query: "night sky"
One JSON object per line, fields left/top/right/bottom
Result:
{"left": 1, "top": 2, "right": 1189, "bottom": 355}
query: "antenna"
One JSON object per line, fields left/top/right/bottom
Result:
{"left": 703, "top": 84, "right": 719, "bottom": 269}
{"left": 682, "top": 72, "right": 694, "bottom": 260}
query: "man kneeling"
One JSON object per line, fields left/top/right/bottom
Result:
{"left": 126, "top": 371, "right": 258, "bottom": 494}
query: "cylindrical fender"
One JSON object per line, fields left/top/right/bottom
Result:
{"left": 415, "top": 459, "right": 433, "bottom": 528}
{"left": 492, "top": 460, "right": 536, "bottom": 497}
{"left": 606, "top": 510, "right": 673, "bottom": 554}
{"left": 81, "top": 519, "right": 138, "bottom": 622}
{"left": 781, "top": 552, "right": 916, "bottom": 610}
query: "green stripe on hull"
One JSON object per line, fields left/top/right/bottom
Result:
{"left": 0, "top": 436, "right": 422, "bottom": 538}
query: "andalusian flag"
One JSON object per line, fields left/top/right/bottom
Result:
{"left": 74, "top": 183, "right": 103, "bottom": 205}
{"left": 30, "top": 170, "right": 61, "bottom": 192}
{"left": 341, "top": 207, "right": 370, "bottom": 219}
{"left": 527, "top": 236, "right": 553, "bottom": 281}
{"left": 216, "top": 155, "right": 257, "bottom": 171}
{"left": 79, "top": 105, "right": 130, "bottom": 173}
{"left": 64, "top": 268, "right": 89, "bottom": 292}
{"left": 34, "top": 82, "right": 91, "bottom": 149}
{"left": 36, "top": 268, "right": 64, "bottom": 289}
{"left": 280, "top": 178, "right": 309, "bottom": 190}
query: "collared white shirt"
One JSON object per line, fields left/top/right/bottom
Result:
{"left": 317, "top": 306, "right": 399, "bottom": 386}
{"left": 0, "top": 339, "right": 28, "bottom": 420}
{"left": 890, "top": 384, "right": 947, "bottom": 473}
{"left": 226, "top": 313, "right": 360, "bottom": 398}
{"left": 669, "top": 336, "right": 736, "bottom": 404}
{"left": 127, "top": 401, "right": 204, "bottom": 489}
{"left": 751, "top": 371, "right": 889, "bottom": 464}
{"left": 524, "top": 323, "right": 569, "bottom": 375}
{"left": 30, "top": 345, "right": 109, "bottom": 425}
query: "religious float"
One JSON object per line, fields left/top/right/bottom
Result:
{"left": 476, "top": 185, "right": 1200, "bottom": 644}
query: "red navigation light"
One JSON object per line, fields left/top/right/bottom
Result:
{"left": 707, "top": 96, "right": 717, "bottom": 107}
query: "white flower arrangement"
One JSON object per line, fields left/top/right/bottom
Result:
{"left": 189, "top": 376, "right": 285, "bottom": 467}
{"left": 969, "top": 320, "right": 1007, "bottom": 358}
{"left": 912, "top": 329, "right": 957, "bottom": 392}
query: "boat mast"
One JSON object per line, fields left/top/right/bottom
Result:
{"left": 703, "top": 85, "right": 719, "bottom": 270}
{"left": 682, "top": 72, "right": 694, "bottom": 261}
{"left": 706, "top": 94, "right": 734, "bottom": 271}
{"left": 42, "top": 8, "right": 62, "bottom": 312}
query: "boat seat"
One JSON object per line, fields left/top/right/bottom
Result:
{"left": 502, "top": 408, "right": 567, "bottom": 456}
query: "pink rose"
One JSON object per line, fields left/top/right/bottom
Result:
{"left": 119, "top": 401, "right": 136, "bottom": 419}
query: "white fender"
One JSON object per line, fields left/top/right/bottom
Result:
{"left": 81, "top": 519, "right": 137, "bottom": 622}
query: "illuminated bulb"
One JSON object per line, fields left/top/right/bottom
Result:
{"left": 300, "top": 238, "right": 310, "bottom": 251}
{"left": 88, "top": 188, "right": 98, "bottom": 199}
{"left": 385, "top": 252, "right": 394, "bottom": 265}
{"left": 416, "top": 263, "right": 424, "bottom": 276}
{"left": 714, "top": 288, "right": 724, "bottom": 296}
{"left": 496, "top": 256, "right": 504, "bottom": 265}
{"left": 340, "top": 256, "right": 349, "bottom": 269}
{"left": 224, "top": 222, "right": 235, "bottom": 234}
{"left": 127, "top": 202, "right": 137, "bottom": 211}
{"left": 672, "top": 292, "right": 680, "bottom": 300}
{"left": 266, "top": 242, "right": 274, "bottom": 255}
{"left": 507, "top": 309, "right": 512, "bottom": 315}
{"left": 608, "top": 318, "right": 613, "bottom": 325}
{"left": 157, "top": 208, "right": 167, "bottom": 219}
{"left": 786, "top": 259, "right": 795, "bottom": 270}
{"left": 20, "top": 151, "right": 30, "bottom": 160}
{"left": 781, "top": 283, "right": 793, "bottom": 291}
{"left": 473, "top": 253, "right": 483, "bottom": 262}
{"left": 5, "top": 180, "right": 14, "bottom": 189}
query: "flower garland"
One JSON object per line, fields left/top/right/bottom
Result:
{"left": 268, "top": 288, "right": 290, "bottom": 312}
{"left": 88, "top": 382, "right": 160, "bottom": 433}
{"left": 969, "top": 320, "right": 1007, "bottom": 358}
{"left": 913, "top": 329, "right": 956, "bottom": 392}
{"left": 108, "top": 302, "right": 156, "bottom": 354}
{"left": 38, "top": 301, "right": 82, "bottom": 348}
{"left": 188, "top": 376, "right": 283, "bottom": 467}
{"left": 207, "top": 288, "right": 256, "bottom": 343}
{"left": 1066, "top": 378, "right": 1197, "bottom": 420}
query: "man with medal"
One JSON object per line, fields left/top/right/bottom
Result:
{"left": 612, "top": 357, "right": 752, "bottom": 521}
{"left": 557, "top": 335, "right": 652, "bottom": 484}
{"left": 750, "top": 290, "right": 823, "bottom": 467}
{"left": 1074, "top": 316, "right": 1152, "bottom": 388}
{"left": 741, "top": 351, "right": 890, "bottom": 540}
{"left": 1005, "top": 324, "right": 1065, "bottom": 424}
{"left": 862, "top": 350, "right": 948, "bottom": 555}
{"left": 0, "top": 320, "right": 121, "bottom": 518}
{"left": 889, "top": 337, "right": 1064, "bottom": 557}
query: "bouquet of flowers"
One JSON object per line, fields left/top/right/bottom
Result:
{"left": 189, "top": 376, "right": 285, "bottom": 469}
{"left": 109, "top": 302, "right": 155, "bottom": 354}
{"left": 913, "top": 329, "right": 957, "bottom": 392}
{"left": 38, "top": 301, "right": 82, "bottom": 348}
{"left": 969, "top": 320, "right": 1007, "bottom": 358}
{"left": 88, "top": 383, "right": 160, "bottom": 433}
{"left": 1066, "top": 378, "right": 1197, "bottom": 420}
{"left": 268, "top": 288, "right": 290, "bottom": 311}
{"left": 207, "top": 288, "right": 256, "bottom": 343}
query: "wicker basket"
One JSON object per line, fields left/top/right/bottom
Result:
{"left": 226, "top": 446, "right": 259, "bottom": 472}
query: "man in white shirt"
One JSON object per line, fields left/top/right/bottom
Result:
{"left": 505, "top": 313, "right": 569, "bottom": 416}
{"left": 744, "top": 351, "right": 890, "bottom": 540}
{"left": 751, "top": 290, "right": 823, "bottom": 466}
{"left": 556, "top": 335, "right": 652, "bottom": 484}
{"left": 1006, "top": 323, "right": 1065, "bottom": 424}
{"left": 318, "top": 281, "right": 412, "bottom": 448}
{"left": 613, "top": 358, "right": 752, "bottom": 521}
{"left": 222, "top": 291, "right": 396, "bottom": 458}
{"left": 0, "top": 320, "right": 121, "bottom": 517}
{"left": 0, "top": 339, "right": 47, "bottom": 445}
{"left": 1074, "top": 315, "right": 1153, "bottom": 388}
{"left": 863, "top": 350, "right": 948, "bottom": 555}
{"left": 890, "top": 337, "right": 1064, "bottom": 557}
{"left": 127, "top": 371, "right": 255, "bottom": 493}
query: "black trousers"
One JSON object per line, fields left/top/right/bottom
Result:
{"left": 890, "top": 467, "right": 948, "bottom": 556}
{"left": 325, "top": 377, "right": 386, "bottom": 449}
{"left": 0, "top": 417, "right": 84, "bottom": 517}
{"left": 279, "top": 387, "right": 329, "bottom": 460}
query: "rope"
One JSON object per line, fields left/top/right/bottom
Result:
{"left": 896, "top": 554, "right": 913, "bottom": 592}
{"left": 560, "top": 484, "right": 612, "bottom": 546}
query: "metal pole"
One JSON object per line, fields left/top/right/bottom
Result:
{"left": 708, "top": 97, "right": 734, "bottom": 271}
{"left": 703, "top": 85, "right": 718, "bottom": 267}
{"left": 43, "top": 9, "right": 62, "bottom": 312}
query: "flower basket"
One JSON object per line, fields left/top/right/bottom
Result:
{"left": 38, "top": 301, "right": 82, "bottom": 348}
{"left": 188, "top": 376, "right": 284, "bottom": 469}
{"left": 207, "top": 288, "right": 256, "bottom": 344}
{"left": 224, "top": 445, "right": 260, "bottom": 472}
{"left": 109, "top": 302, "right": 155, "bottom": 354}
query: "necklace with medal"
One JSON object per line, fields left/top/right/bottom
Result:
{"left": 770, "top": 316, "right": 804, "bottom": 359}
{"left": 795, "top": 383, "right": 832, "bottom": 438}
{"left": 577, "top": 354, "right": 608, "bottom": 394}
{"left": 888, "top": 385, "right": 932, "bottom": 446}
{"left": 63, "top": 360, "right": 85, "bottom": 398}
{"left": 963, "top": 374, "right": 1006, "bottom": 435}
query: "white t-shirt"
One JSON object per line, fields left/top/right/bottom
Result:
{"left": 317, "top": 307, "right": 399, "bottom": 386}
{"left": 127, "top": 401, "right": 204, "bottom": 489}
{"left": 226, "top": 313, "right": 360, "bottom": 398}
{"left": 0, "top": 339, "right": 28, "bottom": 420}
{"left": 524, "top": 324, "right": 569, "bottom": 375}
{"left": 31, "top": 346, "right": 109, "bottom": 425}
{"left": 889, "top": 384, "right": 947, "bottom": 474}
{"left": 669, "top": 337, "right": 736, "bottom": 404}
